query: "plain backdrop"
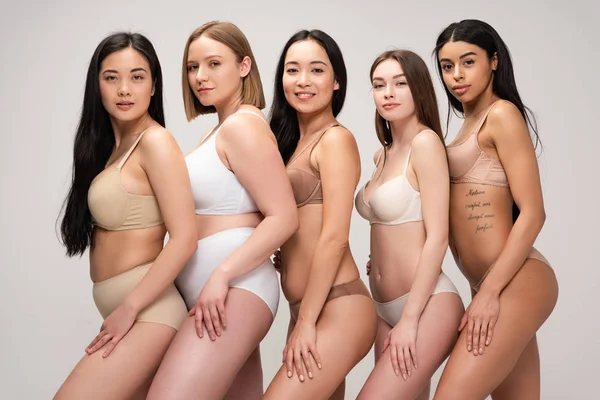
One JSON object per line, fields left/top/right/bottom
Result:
{"left": 1, "top": 0, "right": 598, "bottom": 398}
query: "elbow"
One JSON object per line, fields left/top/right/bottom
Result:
{"left": 425, "top": 234, "right": 448, "bottom": 257}
{"left": 277, "top": 209, "right": 299, "bottom": 241}
{"left": 319, "top": 235, "right": 349, "bottom": 253}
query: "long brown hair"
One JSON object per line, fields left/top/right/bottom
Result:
{"left": 370, "top": 50, "right": 444, "bottom": 147}
{"left": 182, "top": 21, "right": 265, "bottom": 121}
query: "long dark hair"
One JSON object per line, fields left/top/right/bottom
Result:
{"left": 434, "top": 19, "right": 537, "bottom": 222}
{"left": 59, "top": 32, "right": 165, "bottom": 257}
{"left": 370, "top": 50, "right": 444, "bottom": 148}
{"left": 269, "top": 29, "right": 347, "bottom": 164}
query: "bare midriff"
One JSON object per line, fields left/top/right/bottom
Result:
{"left": 193, "top": 212, "right": 262, "bottom": 241}
{"left": 449, "top": 184, "right": 514, "bottom": 286}
{"left": 280, "top": 205, "right": 360, "bottom": 303}
{"left": 368, "top": 221, "right": 426, "bottom": 303}
{"left": 90, "top": 225, "right": 166, "bottom": 282}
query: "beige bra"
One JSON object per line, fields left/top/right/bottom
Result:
{"left": 286, "top": 124, "right": 339, "bottom": 207}
{"left": 355, "top": 144, "right": 423, "bottom": 226}
{"left": 87, "top": 129, "right": 163, "bottom": 231}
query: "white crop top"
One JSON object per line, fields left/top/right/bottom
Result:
{"left": 355, "top": 145, "right": 423, "bottom": 225}
{"left": 186, "top": 110, "right": 265, "bottom": 215}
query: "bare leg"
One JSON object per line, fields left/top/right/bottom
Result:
{"left": 433, "top": 260, "right": 558, "bottom": 400}
{"left": 358, "top": 293, "right": 464, "bottom": 400}
{"left": 147, "top": 288, "right": 273, "bottom": 400}
{"left": 263, "top": 294, "right": 377, "bottom": 400}
{"left": 491, "top": 336, "right": 540, "bottom": 400}
{"left": 54, "top": 322, "right": 176, "bottom": 400}
{"left": 223, "top": 347, "right": 263, "bottom": 400}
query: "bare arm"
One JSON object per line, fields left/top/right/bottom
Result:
{"left": 214, "top": 111, "right": 299, "bottom": 281}
{"left": 296, "top": 126, "right": 361, "bottom": 325}
{"left": 123, "top": 127, "right": 198, "bottom": 314}
{"left": 479, "top": 101, "right": 546, "bottom": 295}
{"left": 400, "top": 131, "right": 450, "bottom": 322}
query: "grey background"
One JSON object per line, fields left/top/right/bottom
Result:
{"left": 0, "top": 0, "right": 597, "bottom": 398}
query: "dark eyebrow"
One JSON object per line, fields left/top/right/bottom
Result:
{"left": 439, "top": 52, "right": 478, "bottom": 63}
{"left": 285, "top": 60, "right": 328, "bottom": 66}
{"left": 372, "top": 73, "right": 405, "bottom": 81}
{"left": 101, "top": 67, "right": 148, "bottom": 74}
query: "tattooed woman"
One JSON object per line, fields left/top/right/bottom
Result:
{"left": 432, "top": 19, "right": 558, "bottom": 400}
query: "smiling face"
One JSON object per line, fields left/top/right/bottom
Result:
{"left": 99, "top": 47, "right": 154, "bottom": 123}
{"left": 437, "top": 40, "right": 497, "bottom": 104}
{"left": 282, "top": 39, "right": 339, "bottom": 115}
{"left": 186, "top": 35, "right": 250, "bottom": 110}
{"left": 371, "top": 59, "right": 416, "bottom": 123}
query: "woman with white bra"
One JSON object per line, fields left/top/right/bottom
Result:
{"left": 355, "top": 50, "right": 464, "bottom": 400}
{"left": 147, "top": 21, "right": 298, "bottom": 400}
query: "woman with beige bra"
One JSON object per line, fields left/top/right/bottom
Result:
{"left": 432, "top": 19, "right": 558, "bottom": 399}
{"left": 263, "top": 29, "right": 376, "bottom": 400}
{"left": 55, "top": 32, "right": 196, "bottom": 399}
{"left": 355, "top": 50, "right": 464, "bottom": 400}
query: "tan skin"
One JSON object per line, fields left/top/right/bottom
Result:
{"left": 54, "top": 48, "right": 198, "bottom": 399}
{"left": 263, "top": 39, "right": 377, "bottom": 400}
{"left": 146, "top": 35, "right": 297, "bottom": 400}
{"left": 356, "top": 59, "right": 464, "bottom": 400}
{"left": 433, "top": 41, "right": 558, "bottom": 400}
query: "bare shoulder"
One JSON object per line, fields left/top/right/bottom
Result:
{"left": 319, "top": 125, "right": 358, "bottom": 152}
{"left": 220, "top": 106, "right": 271, "bottom": 141}
{"left": 373, "top": 147, "right": 384, "bottom": 164}
{"left": 486, "top": 99, "right": 529, "bottom": 141}
{"left": 138, "top": 125, "right": 178, "bottom": 151}
{"left": 411, "top": 129, "right": 445, "bottom": 155}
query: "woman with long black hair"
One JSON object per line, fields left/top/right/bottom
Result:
{"left": 263, "top": 29, "right": 377, "bottom": 400}
{"left": 55, "top": 32, "right": 196, "bottom": 399}
{"left": 432, "top": 19, "right": 558, "bottom": 399}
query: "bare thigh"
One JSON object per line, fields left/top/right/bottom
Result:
{"left": 147, "top": 288, "right": 273, "bottom": 400}
{"left": 223, "top": 347, "right": 263, "bottom": 400}
{"left": 434, "top": 260, "right": 558, "bottom": 400}
{"left": 358, "top": 292, "right": 464, "bottom": 400}
{"left": 491, "top": 336, "right": 540, "bottom": 400}
{"left": 263, "top": 294, "right": 377, "bottom": 400}
{"left": 53, "top": 322, "right": 176, "bottom": 400}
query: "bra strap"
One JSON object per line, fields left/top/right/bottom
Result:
{"left": 117, "top": 128, "right": 150, "bottom": 169}
{"left": 473, "top": 101, "right": 502, "bottom": 137}
{"left": 288, "top": 123, "right": 340, "bottom": 166}
{"left": 235, "top": 109, "right": 269, "bottom": 125}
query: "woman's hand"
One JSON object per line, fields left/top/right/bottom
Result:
{"left": 459, "top": 289, "right": 501, "bottom": 355}
{"left": 382, "top": 317, "right": 419, "bottom": 380}
{"left": 189, "top": 270, "right": 230, "bottom": 340}
{"left": 282, "top": 320, "right": 323, "bottom": 382}
{"left": 86, "top": 303, "right": 137, "bottom": 358}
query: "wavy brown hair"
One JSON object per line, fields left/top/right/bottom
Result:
{"left": 370, "top": 50, "right": 443, "bottom": 147}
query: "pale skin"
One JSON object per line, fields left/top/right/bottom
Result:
{"left": 433, "top": 40, "right": 558, "bottom": 399}
{"left": 356, "top": 58, "right": 463, "bottom": 400}
{"left": 146, "top": 34, "right": 298, "bottom": 400}
{"left": 263, "top": 39, "right": 377, "bottom": 400}
{"left": 54, "top": 48, "right": 198, "bottom": 400}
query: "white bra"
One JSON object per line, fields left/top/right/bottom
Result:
{"left": 355, "top": 144, "right": 423, "bottom": 226}
{"left": 186, "top": 109, "right": 266, "bottom": 215}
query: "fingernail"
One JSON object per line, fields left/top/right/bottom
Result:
{"left": 480, "top": 347, "right": 484, "bottom": 353}
{"left": 468, "top": 345, "right": 472, "bottom": 351}
{"left": 300, "top": 374, "right": 304, "bottom": 382}
{"left": 408, "top": 371, "right": 412, "bottom": 377}
{"left": 308, "top": 371, "right": 313, "bottom": 379}
{"left": 394, "top": 369, "right": 399, "bottom": 376}
{"left": 287, "top": 371, "right": 292, "bottom": 378}
{"left": 402, "top": 374, "right": 407, "bottom": 381}
{"left": 318, "top": 363, "right": 322, "bottom": 369}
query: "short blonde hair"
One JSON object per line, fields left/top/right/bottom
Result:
{"left": 182, "top": 21, "right": 265, "bottom": 121}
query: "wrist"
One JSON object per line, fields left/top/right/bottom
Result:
{"left": 215, "top": 264, "right": 234, "bottom": 283}
{"left": 297, "top": 314, "right": 317, "bottom": 326}
{"left": 400, "top": 310, "right": 420, "bottom": 325}
{"left": 479, "top": 281, "right": 502, "bottom": 296}
{"left": 122, "top": 296, "right": 142, "bottom": 315}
